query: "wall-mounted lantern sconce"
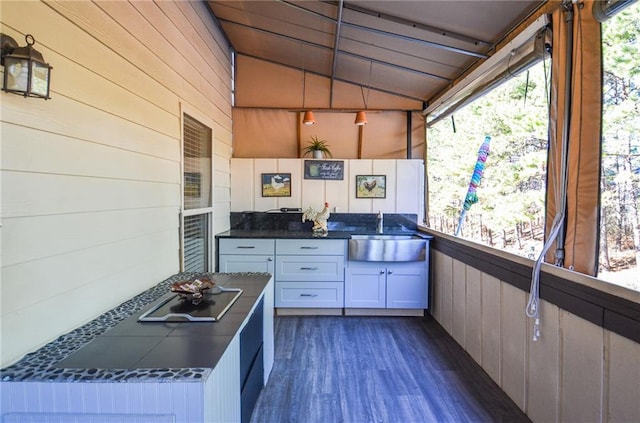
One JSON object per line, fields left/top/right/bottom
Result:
{"left": 1, "top": 33, "right": 52, "bottom": 99}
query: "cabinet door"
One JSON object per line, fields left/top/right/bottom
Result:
{"left": 219, "top": 255, "right": 274, "bottom": 274}
{"left": 386, "top": 263, "right": 426, "bottom": 309}
{"left": 345, "top": 267, "right": 386, "bottom": 308}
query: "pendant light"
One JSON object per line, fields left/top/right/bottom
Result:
{"left": 354, "top": 111, "right": 367, "bottom": 125}
{"left": 355, "top": 61, "right": 372, "bottom": 125}
{"left": 303, "top": 110, "right": 315, "bottom": 125}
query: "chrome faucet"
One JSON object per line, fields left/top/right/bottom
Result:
{"left": 376, "top": 211, "right": 384, "bottom": 234}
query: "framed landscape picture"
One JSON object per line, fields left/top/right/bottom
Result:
{"left": 261, "top": 173, "right": 291, "bottom": 197}
{"left": 356, "top": 175, "right": 386, "bottom": 198}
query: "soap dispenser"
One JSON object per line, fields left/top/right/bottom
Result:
{"left": 376, "top": 211, "right": 384, "bottom": 234}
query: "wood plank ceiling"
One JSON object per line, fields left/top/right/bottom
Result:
{"left": 206, "top": 0, "right": 546, "bottom": 109}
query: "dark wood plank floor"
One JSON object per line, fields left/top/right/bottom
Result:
{"left": 251, "top": 315, "right": 531, "bottom": 423}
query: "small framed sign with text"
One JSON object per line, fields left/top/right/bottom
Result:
{"left": 304, "top": 160, "right": 344, "bottom": 180}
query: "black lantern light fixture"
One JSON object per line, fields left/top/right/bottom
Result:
{"left": 1, "top": 33, "right": 52, "bottom": 99}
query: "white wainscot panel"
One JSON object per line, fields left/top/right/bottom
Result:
{"left": 560, "top": 311, "right": 604, "bottom": 423}
{"left": 526, "top": 300, "right": 560, "bottom": 423}
{"left": 499, "top": 282, "right": 527, "bottom": 409}
{"left": 481, "top": 273, "right": 501, "bottom": 382}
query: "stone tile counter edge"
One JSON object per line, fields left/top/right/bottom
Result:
{"left": 0, "top": 272, "right": 271, "bottom": 383}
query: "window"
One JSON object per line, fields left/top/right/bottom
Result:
{"left": 598, "top": 2, "right": 640, "bottom": 291}
{"left": 427, "top": 60, "right": 550, "bottom": 260}
{"left": 182, "top": 114, "right": 213, "bottom": 272}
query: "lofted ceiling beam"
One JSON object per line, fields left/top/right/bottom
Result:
{"left": 339, "top": 50, "right": 451, "bottom": 82}
{"left": 237, "top": 51, "right": 429, "bottom": 103}
{"left": 329, "top": 0, "right": 344, "bottom": 108}
{"left": 338, "top": 1, "right": 493, "bottom": 48}
{"left": 341, "top": 21, "right": 488, "bottom": 59}
{"left": 216, "top": 18, "right": 450, "bottom": 84}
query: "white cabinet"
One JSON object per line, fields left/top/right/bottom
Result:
{"left": 274, "top": 239, "right": 346, "bottom": 308}
{"left": 218, "top": 239, "right": 275, "bottom": 274}
{"left": 344, "top": 266, "right": 386, "bottom": 308}
{"left": 345, "top": 261, "right": 427, "bottom": 309}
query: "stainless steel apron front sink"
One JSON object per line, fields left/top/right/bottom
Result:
{"left": 348, "top": 234, "right": 427, "bottom": 262}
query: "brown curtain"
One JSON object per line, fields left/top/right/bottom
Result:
{"left": 545, "top": 1, "right": 602, "bottom": 275}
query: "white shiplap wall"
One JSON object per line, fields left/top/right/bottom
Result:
{"left": 0, "top": 1, "right": 233, "bottom": 367}
{"left": 230, "top": 158, "right": 425, "bottom": 218}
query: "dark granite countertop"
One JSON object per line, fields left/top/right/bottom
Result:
{"left": 220, "top": 212, "right": 432, "bottom": 240}
{"left": 215, "top": 229, "right": 432, "bottom": 240}
{"left": 216, "top": 229, "right": 351, "bottom": 239}
{"left": 0, "top": 272, "right": 271, "bottom": 383}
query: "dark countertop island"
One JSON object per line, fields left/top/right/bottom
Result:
{"left": 1, "top": 272, "right": 272, "bottom": 383}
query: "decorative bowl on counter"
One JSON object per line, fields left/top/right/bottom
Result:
{"left": 170, "top": 276, "right": 215, "bottom": 304}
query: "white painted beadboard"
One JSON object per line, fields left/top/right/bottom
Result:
{"left": 205, "top": 336, "right": 241, "bottom": 423}
{"left": 1, "top": 0, "right": 232, "bottom": 367}
{"left": 1, "top": 381, "right": 203, "bottom": 422}
{"left": 230, "top": 158, "right": 424, "bottom": 217}
{"left": 431, "top": 249, "right": 640, "bottom": 423}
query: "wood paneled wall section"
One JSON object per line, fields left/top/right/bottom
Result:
{"left": 0, "top": 1, "right": 233, "bottom": 367}
{"left": 431, "top": 250, "right": 640, "bottom": 423}
{"left": 230, "top": 158, "right": 424, "bottom": 219}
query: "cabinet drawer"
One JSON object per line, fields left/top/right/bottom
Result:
{"left": 219, "top": 255, "right": 274, "bottom": 274}
{"left": 276, "top": 239, "right": 346, "bottom": 255}
{"left": 275, "top": 282, "right": 344, "bottom": 308}
{"left": 219, "top": 238, "right": 275, "bottom": 255}
{"left": 276, "top": 255, "right": 344, "bottom": 281}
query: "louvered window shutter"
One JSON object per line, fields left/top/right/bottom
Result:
{"left": 183, "top": 114, "right": 212, "bottom": 210}
{"left": 182, "top": 114, "right": 213, "bottom": 272}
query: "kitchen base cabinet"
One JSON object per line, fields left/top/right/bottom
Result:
{"left": 345, "top": 261, "right": 427, "bottom": 309}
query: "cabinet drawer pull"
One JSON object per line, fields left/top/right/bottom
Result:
{"left": 300, "top": 267, "right": 319, "bottom": 270}
{"left": 300, "top": 293, "right": 319, "bottom": 297}
{"left": 236, "top": 246, "right": 256, "bottom": 249}
{"left": 300, "top": 246, "right": 319, "bottom": 249}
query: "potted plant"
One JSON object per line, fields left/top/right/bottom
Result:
{"left": 302, "top": 136, "right": 333, "bottom": 159}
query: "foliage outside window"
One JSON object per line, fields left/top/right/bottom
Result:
{"left": 599, "top": 3, "right": 640, "bottom": 291}
{"left": 427, "top": 61, "right": 549, "bottom": 259}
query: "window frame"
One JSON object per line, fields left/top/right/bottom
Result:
{"left": 180, "top": 107, "right": 215, "bottom": 272}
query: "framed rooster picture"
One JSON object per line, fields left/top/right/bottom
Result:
{"left": 356, "top": 175, "right": 386, "bottom": 198}
{"left": 261, "top": 173, "right": 292, "bottom": 197}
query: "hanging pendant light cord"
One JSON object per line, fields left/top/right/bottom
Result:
{"left": 360, "top": 61, "right": 373, "bottom": 110}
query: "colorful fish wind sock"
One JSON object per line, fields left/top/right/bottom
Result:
{"left": 455, "top": 135, "right": 491, "bottom": 236}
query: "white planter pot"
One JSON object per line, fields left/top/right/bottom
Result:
{"left": 313, "top": 150, "right": 323, "bottom": 159}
